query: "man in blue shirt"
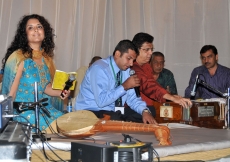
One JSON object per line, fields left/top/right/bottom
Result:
{"left": 185, "top": 45, "right": 230, "bottom": 99}
{"left": 75, "top": 40, "right": 157, "bottom": 124}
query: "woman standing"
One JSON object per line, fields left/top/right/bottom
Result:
{"left": 1, "top": 14, "right": 69, "bottom": 131}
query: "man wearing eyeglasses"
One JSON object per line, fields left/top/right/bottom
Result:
{"left": 150, "top": 51, "right": 178, "bottom": 95}
{"left": 127, "top": 32, "right": 191, "bottom": 122}
{"left": 75, "top": 39, "right": 157, "bottom": 124}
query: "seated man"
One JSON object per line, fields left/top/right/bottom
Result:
{"left": 75, "top": 40, "right": 157, "bottom": 124}
{"left": 150, "top": 51, "right": 178, "bottom": 95}
{"left": 130, "top": 32, "right": 191, "bottom": 121}
{"left": 185, "top": 45, "right": 230, "bottom": 99}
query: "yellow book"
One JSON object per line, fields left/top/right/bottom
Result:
{"left": 52, "top": 70, "right": 77, "bottom": 90}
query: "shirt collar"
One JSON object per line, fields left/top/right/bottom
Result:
{"left": 110, "top": 56, "right": 120, "bottom": 74}
{"left": 202, "top": 63, "right": 220, "bottom": 76}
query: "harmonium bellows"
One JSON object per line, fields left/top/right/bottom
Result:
{"left": 153, "top": 101, "right": 226, "bottom": 129}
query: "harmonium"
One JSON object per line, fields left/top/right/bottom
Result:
{"left": 153, "top": 100, "right": 226, "bottom": 129}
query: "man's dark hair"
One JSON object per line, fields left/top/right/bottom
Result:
{"left": 132, "top": 32, "right": 154, "bottom": 49}
{"left": 150, "top": 51, "right": 165, "bottom": 63}
{"left": 113, "top": 40, "right": 139, "bottom": 56}
{"left": 200, "top": 45, "right": 218, "bottom": 55}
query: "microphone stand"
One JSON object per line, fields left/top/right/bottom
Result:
{"left": 34, "top": 82, "right": 39, "bottom": 134}
{"left": 32, "top": 82, "right": 51, "bottom": 141}
{"left": 197, "top": 79, "right": 230, "bottom": 129}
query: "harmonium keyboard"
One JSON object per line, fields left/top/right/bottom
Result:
{"left": 153, "top": 100, "right": 226, "bottom": 129}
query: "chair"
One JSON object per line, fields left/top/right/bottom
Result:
{"left": 71, "top": 66, "right": 88, "bottom": 107}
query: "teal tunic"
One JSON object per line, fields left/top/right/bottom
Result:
{"left": 2, "top": 50, "right": 63, "bottom": 131}
{"left": 157, "top": 68, "right": 178, "bottom": 95}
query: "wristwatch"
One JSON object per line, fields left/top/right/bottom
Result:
{"left": 142, "top": 108, "right": 151, "bottom": 114}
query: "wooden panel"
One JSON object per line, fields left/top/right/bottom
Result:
{"left": 32, "top": 150, "right": 70, "bottom": 162}
{"left": 153, "top": 101, "right": 185, "bottom": 123}
{"left": 190, "top": 101, "right": 225, "bottom": 129}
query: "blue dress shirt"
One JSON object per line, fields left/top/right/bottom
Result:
{"left": 185, "top": 64, "right": 230, "bottom": 99}
{"left": 75, "top": 56, "right": 147, "bottom": 115}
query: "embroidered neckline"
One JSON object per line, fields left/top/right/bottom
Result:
{"left": 37, "top": 64, "right": 44, "bottom": 70}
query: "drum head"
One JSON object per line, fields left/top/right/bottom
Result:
{"left": 57, "top": 110, "right": 99, "bottom": 136}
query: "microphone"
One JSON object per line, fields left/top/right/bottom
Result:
{"left": 19, "top": 98, "right": 48, "bottom": 110}
{"left": 39, "top": 103, "right": 51, "bottom": 118}
{"left": 190, "top": 74, "right": 199, "bottom": 97}
{"left": 129, "top": 69, "right": 140, "bottom": 97}
{"left": 60, "top": 74, "right": 76, "bottom": 98}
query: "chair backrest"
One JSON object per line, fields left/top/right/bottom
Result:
{"left": 72, "top": 66, "right": 88, "bottom": 105}
{"left": 74, "top": 66, "right": 88, "bottom": 98}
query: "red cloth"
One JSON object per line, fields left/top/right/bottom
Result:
{"left": 132, "top": 62, "right": 167, "bottom": 105}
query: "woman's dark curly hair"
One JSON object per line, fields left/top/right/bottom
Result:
{"left": 2, "top": 14, "right": 55, "bottom": 69}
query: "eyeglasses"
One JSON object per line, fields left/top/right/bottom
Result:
{"left": 140, "top": 47, "right": 154, "bottom": 53}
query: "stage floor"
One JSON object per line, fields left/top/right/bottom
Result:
{"left": 31, "top": 147, "right": 230, "bottom": 162}
{"left": 31, "top": 123, "right": 230, "bottom": 161}
{"left": 158, "top": 148, "right": 230, "bottom": 162}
